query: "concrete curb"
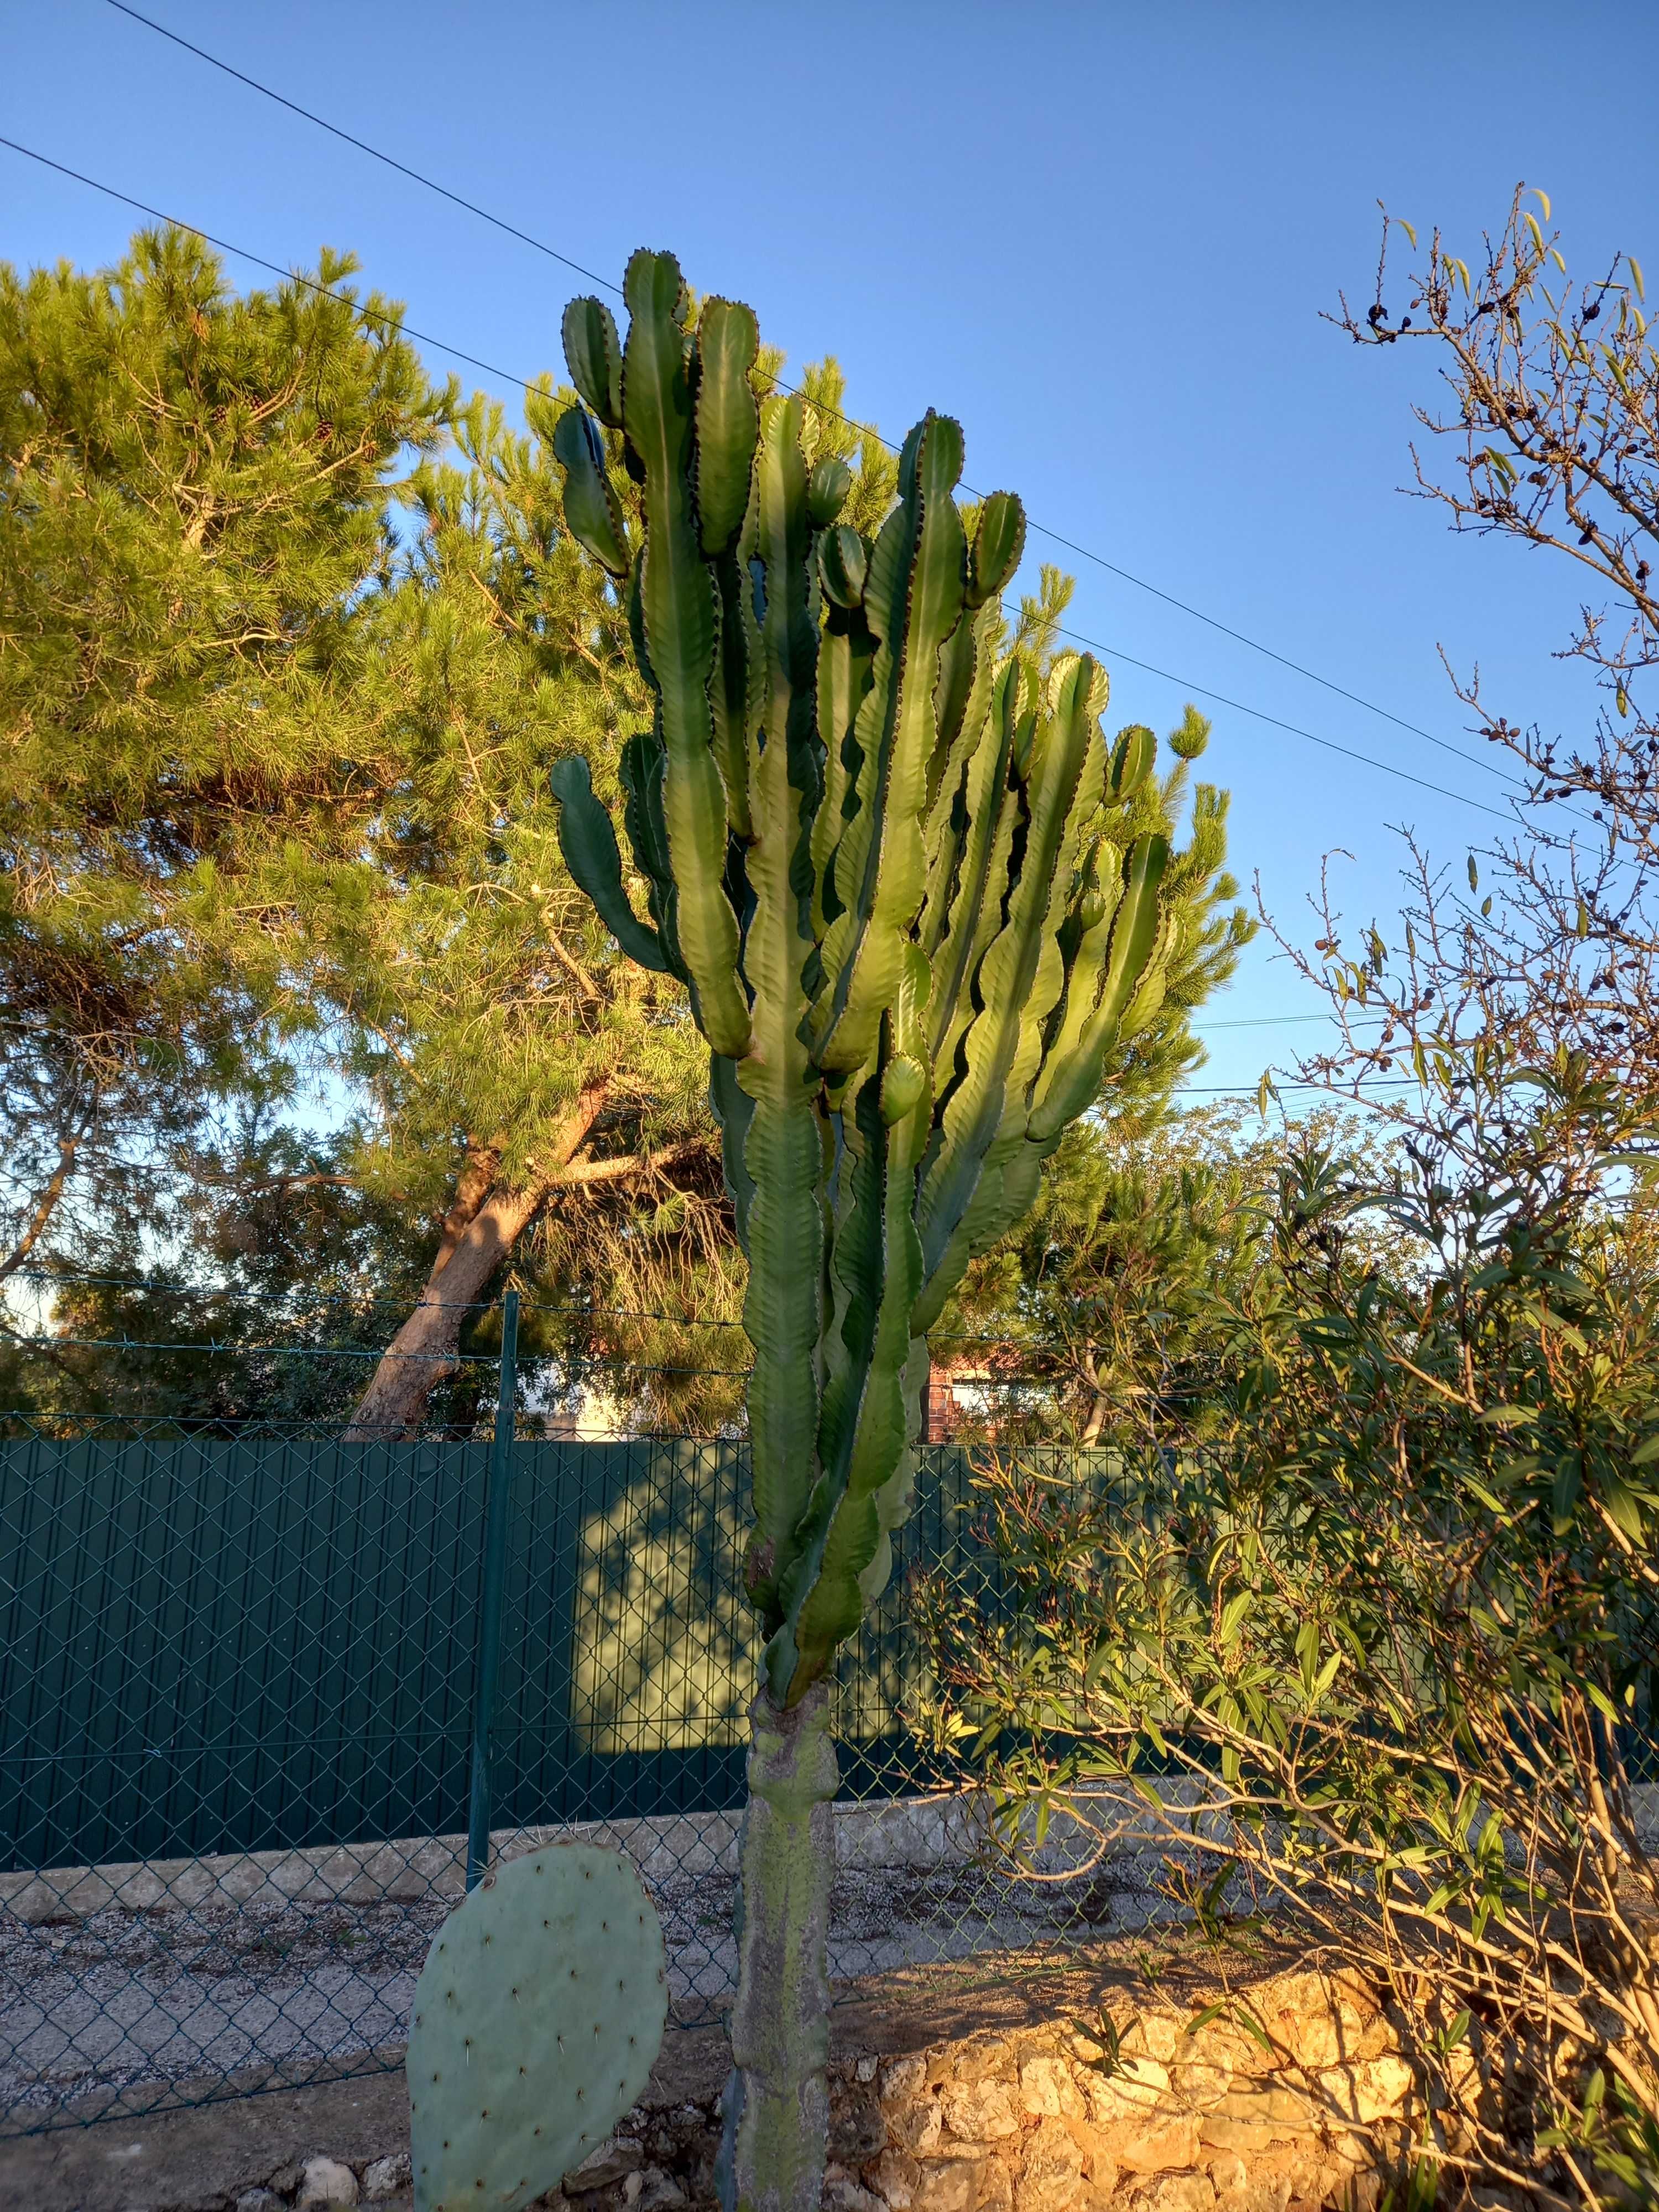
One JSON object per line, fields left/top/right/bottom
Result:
{"left": 7, "top": 1781, "right": 1656, "bottom": 1927}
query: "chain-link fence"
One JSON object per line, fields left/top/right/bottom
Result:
{"left": 15, "top": 1294, "right": 1650, "bottom": 2143}
{"left": 0, "top": 1297, "right": 1168, "bottom": 2141}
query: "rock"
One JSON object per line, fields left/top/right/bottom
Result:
{"left": 1243, "top": 2146, "right": 1334, "bottom": 2205}
{"left": 1083, "top": 2056, "right": 1170, "bottom": 2121}
{"left": 1197, "top": 2117, "right": 1295, "bottom": 2158}
{"left": 914, "top": 2156, "right": 985, "bottom": 2212}
{"left": 236, "top": 2193, "right": 284, "bottom": 2212}
{"left": 1014, "top": 2117, "right": 1083, "bottom": 2212}
{"left": 940, "top": 2079, "right": 1020, "bottom": 2142}
{"left": 825, "top": 2171, "right": 886, "bottom": 2212}
{"left": 637, "top": 2169, "right": 687, "bottom": 2210}
{"left": 872, "top": 2147, "right": 922, "bottom": 2206}
{"left": 856, "top": 2056, "right": 880, "bottom": 2084}
{"left": 1209, "top": 2183, "right": 1290, "bottom": 2212}
{"left": 1203, "top": 2153, "right": 1247, "bottom": 2197}
{"left": 975, "top": 2158, "right": 1014, "bottom": 2212}
{"left": 832, "top": 2091, "right": 888, "bottom": 2163}
{"left": 881, "top": 2056, "right": 930, "bottom": 2104}
{"left": 889, "top": 2097, "right": 944, "bottom": 2156}
{"left": 295, "top": 2157, "right": 360, "bottom": 2210}
{"left": 266, "top": 2168, "right": 305, "bottom": 2199}
{"left": 1135, "top": 2016, "right": 1181, "bottom": 2063}
{"left": 1114, "top": 2118, "right": 1200, "bottom": 2177}
{"left": 1018, "top": 2056, "right": 1083, "bottom": 2120}
{"left": 1168, "top": 2060, "right": 1231, "bottom": 2111}
{"left": 1353, "top": 2054, "right": 1413, "bottom": 2122}
{"left": 361, "top": 2153, "right": 411, "bottom": 2201}
{"left": 1128, "top": 2178, "right": 1215, "bottom": 2212}
{"left": 568, "top": 2141, "right": 647, "bottom": 2191}
{"left": 1210, "top": 2085, "right": 1311, "bottom": 2131}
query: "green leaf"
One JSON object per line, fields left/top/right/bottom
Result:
{"left": 1601, "top": 1476, "right": 1645, "bottom": 1543}
{"left": 1552, "top": 1452, "right": 1583, "bottom": 1533}
{"left": 1219, "top": 1591, "right": 1254, "bottom": 1648}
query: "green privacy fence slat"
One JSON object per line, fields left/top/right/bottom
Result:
{"left": 0, "top": 1432, "right": 1017, "bottom": 1874}
{"left": 1, "top": 1433, "right": 491, "bottom": 1868}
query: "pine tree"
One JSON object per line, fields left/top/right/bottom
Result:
{"left": 0, "top": 226, "right": 447, "bottom": 1281}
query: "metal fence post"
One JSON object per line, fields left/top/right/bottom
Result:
{"left": 466, "top": 1288, "right": 519, "bottom": 1893}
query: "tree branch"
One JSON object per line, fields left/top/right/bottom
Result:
{"left": 0, "top": 1138, "right": 79, "bottom": 1281}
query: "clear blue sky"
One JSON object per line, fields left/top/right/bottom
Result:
{"left": 7, "top": 0, "right": 1656, "bottom": 1102}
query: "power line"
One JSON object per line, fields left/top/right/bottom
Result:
{"left": 102, "top": 0, "right": 619, "bottom": 298}
{"left": 0, "top": 131, "right": 1527, "bottom": 832}
{"left": 95, "top": 0, "right": 1532, "bottom": 800}
{"left": 0, "top": 136, "right": 536, "bottom": 396}
{"left": 1056, "top": 620, "right": 1515, "bottom": 821}
{"left": 5, "top": 1267, "right": 495, "bottom": 1314}
{"left": 2, "top": 1267, "right": 955, "bottom": 1344}
{"left": 1176, "top": 1079, "right": 1415, "bottom": 1100}
{"left": 3, "top": 1333, "right": 498, "bottom": 1363}
{"left": 1197, "top": 1011, "right": 1364, "bottom": 1030}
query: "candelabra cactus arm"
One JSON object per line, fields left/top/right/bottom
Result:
{"left": 738, "top": 394, "right": 827, "bottom": 1634}
{"left": 549, "top": 247, "right": 1196, "bottom": 2212}
{"left": 624, "top": 253, "right": 751, "bottom": 1058}
{"left": 549, "top": 753, "right": 674, "bottom": 975}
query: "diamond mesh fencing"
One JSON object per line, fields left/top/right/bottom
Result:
{"left": 8, "top": 1308, "right": 1658, "bottom": 2145}
{"left": 0, "top": 1337, "right": 1167, "bottom": 2141}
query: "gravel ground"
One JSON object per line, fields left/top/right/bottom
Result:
{"left": 0, "top": 1846, "right": 1186, "bottom": 2122}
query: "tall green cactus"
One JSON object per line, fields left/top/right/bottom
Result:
{"left": 551, "top": 250, "right": 1185, "bottom": 2212}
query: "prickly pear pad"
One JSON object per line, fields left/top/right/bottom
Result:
{"left": 408, "top": 1844, "right": 668, "bottom": 2212}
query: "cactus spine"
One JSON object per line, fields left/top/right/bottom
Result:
{"left": 551, "top": 251, "right": 1180, "bottom": 2212}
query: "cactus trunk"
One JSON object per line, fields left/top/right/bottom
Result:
{"left": 718, "top": 1684, "right": 839, "bottom": 2212}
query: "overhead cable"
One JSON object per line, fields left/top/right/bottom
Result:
{"left": 0, "top": 132, "right": 1528, "bottom": 829}
{"left": 95, "top": 0, "right": 1535, "bottom": 796}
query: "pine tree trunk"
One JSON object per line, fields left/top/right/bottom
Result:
{"left": 345, "top": 1086, "right": 609, "bottom": 1438}
{"left": 1078, "top": 1346, "right": 1109, "bottom": 1449}
{"left": 718, "top": 1683, "right": 839, "bottom": 2212}
{"left": 343, "top": 1177, "right": 546, "bottom": 1437}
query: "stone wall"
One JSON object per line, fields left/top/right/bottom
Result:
{"left": 11, "top": 1959, "right": 1442, "bottom": 2211}
{"left": 611, "top": 1968, "right": 1413, "bottom": 2212}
